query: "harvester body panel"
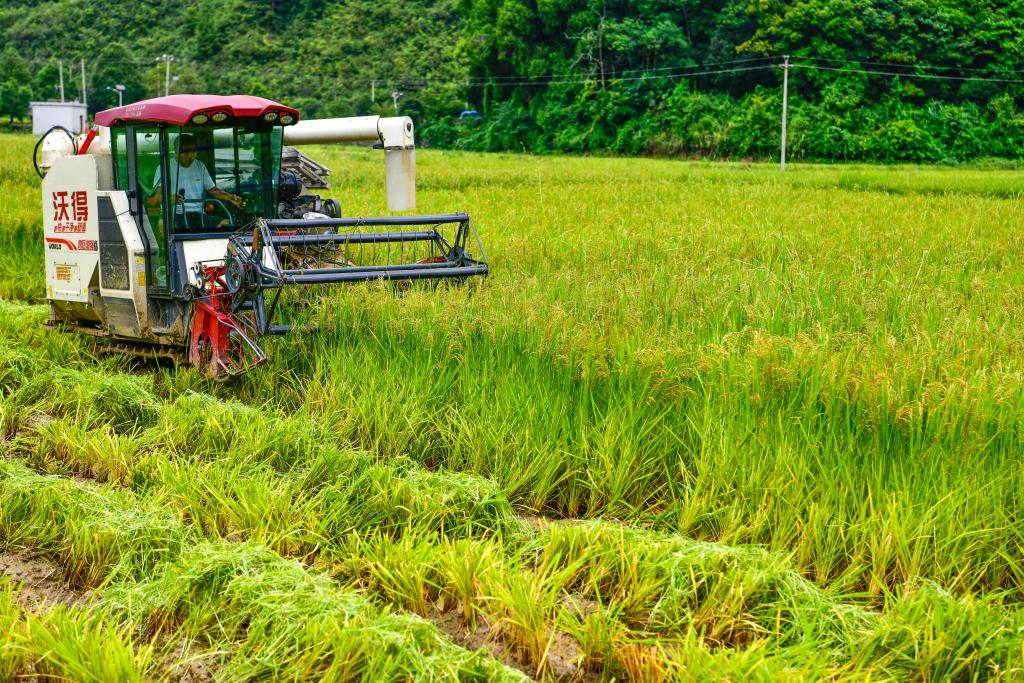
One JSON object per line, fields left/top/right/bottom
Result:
{"left": 44, "top": 157, "right": 152, "bottom": 341}
{"left": 43, "top": 154, "right": 99, "bottom": 305}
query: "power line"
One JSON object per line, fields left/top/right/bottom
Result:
{"left": 458, "top": 56, "right": 1024, "bottom": 88}
{"left": 400, "top": 64, "right": 775, "bottom": 88}
{"left": 391, "top": 57, "right": 1024, "bottom": 90}
{"left": 799, "top": 55, "right": 1024, "bottom": 77}
{"left": 16, "top": 50, "right": 1024, "bottom": 92}
{"left": 325, "top": 56, "right": 1024, "bottom": 91}
{"left": 471, "top": 55, "right": 777, "bottom": 83}
{"left": 13, "top": 53, "right": 777, "bottom": 87}
{"left": 351, "top": 58, "right": 776, "bottom": 87}
{"left": 792, "top": 62, "right": 1024, "bottom": 84}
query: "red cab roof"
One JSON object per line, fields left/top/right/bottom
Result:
{"left": 95, "top": 94, "right": 299, "bottom": 127}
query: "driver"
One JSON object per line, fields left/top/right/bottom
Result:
{"left": 153, "top": 134, "right": 243, "bottom": 228}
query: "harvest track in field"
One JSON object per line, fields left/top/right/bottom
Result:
{"left": 2, "top": 132, "right": 1024, "bottom": 679}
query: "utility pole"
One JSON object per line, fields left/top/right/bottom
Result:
{"left": 371, "top": 79, "right": 376, "bottom": 103}
{"left": 597, "top": 4, "right": 606, "bottom": 89}
{"left": 80, "top": 58, "right": 87, "bottom": 106}
{"left": 58, "top": 60, "right": 65, "bottom": 102}
{"left": 780, "top": 55, "right": 790, "bottom": 171}
{"left": 390, "top": 90, "right": 402, "bottom": 113}
{"left": 107, "top": 84, "right": 125, "bottom": 107}
{"left": 158, "top": 54, "right": 175, "bottom": 96}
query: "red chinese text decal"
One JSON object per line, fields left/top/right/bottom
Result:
{"left": 52, "top": 191, "right": 88, "bottom": 233}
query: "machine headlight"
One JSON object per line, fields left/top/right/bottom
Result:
{"left": 191, "top": 113, "right": 209, "bottom": 124}
{"left": 263, "top": 111, "right": 279, "bottom": 122}
{"left": 280, "top": 114, "right": 294, "bottom": 125}
{"left": 211, "top": 111, "right": 228, "bottom": 122}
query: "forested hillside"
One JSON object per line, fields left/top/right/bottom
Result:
{"left": 2, "top": 0, "right": 1024, "bottom": 162}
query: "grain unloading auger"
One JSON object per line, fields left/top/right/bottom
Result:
{"left": 35, "top": 95, "right": 487, "bottom": 379}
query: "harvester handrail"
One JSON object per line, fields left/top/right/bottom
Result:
{"left": 264, "top": 213, "right": 470, "bottom": 229}
{"left": 240, "top": 231, "right": 442, "bottom": 246}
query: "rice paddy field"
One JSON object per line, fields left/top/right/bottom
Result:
{"left": 1, "top": 130, "right": 1024, "bottom": 680}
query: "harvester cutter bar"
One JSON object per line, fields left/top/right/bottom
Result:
{"left": 214, "top": 211, "right": 490, "bottom": 340}
{"left": 228, "top": 213, "right": 488, "bottom": 289}
{"left": 185, "top": 213, "right": 488, "bottom": 379}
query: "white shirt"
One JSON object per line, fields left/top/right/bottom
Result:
{"left": 154, "top": 160, "right": 216, "bottom": 213}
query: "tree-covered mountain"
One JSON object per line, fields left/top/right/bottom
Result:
{"left": 3, "top": 0, "right": 1024, "bottom": 162}
{"left": 0, "top": 0, "right": 464, "bottom": 119}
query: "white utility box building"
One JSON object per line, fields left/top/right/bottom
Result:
{"left": 30, "top": 101, "right": 88, "bottom": 135}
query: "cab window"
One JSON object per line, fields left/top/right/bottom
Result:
{"left": 160, "top": 125, "right": 282, "bottom": 233}
{"left": 111, "top": 125, "right": 168, "bottom": 289}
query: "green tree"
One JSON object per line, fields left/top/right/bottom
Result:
{"left": 0, "top": 48, "right": 31, "bottom": 122}
{"left": 90, "top": 42, "right": 146, "bottom": 113}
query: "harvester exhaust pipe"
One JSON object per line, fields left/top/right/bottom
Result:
{"left": 282, "top": 115, "right": 416, "bottom": 212}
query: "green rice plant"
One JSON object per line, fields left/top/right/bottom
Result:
{"left": 27, "top": 416, "right": 142, "bottom": 484}
{"left": 1, "top": 554, "right": 152, "bottom": 682}
{"left": 0, "top": 224, "right": 43, "bottom": 302}
{"left": 402, "top": 469, "right": 531, "bottom": 540}
{"left": 560, "top": 600, "right": 629, "bottom": 675}
{"left": 356, "top": 533, "right": 443, "bottom": 616}
{"left": 607, "top": 641, "right": 676, "bottom": 683}
{"left": 0, "top": 579, "right": 27, "bottom": 681}
{"left": 0, "top": 457, "right": 527, "bottom": 679}
{"left": 0, "top": 345, "right": 37, "bottom": 395}
{"left": 10, "top": 367, "right": 159, "bottom": 432}
{"left": 0, "top": 305, "right": 94, "bottom": 375}
{"left": 22, "top": 606, "right": 154, "bottom": 683}
{"left": 848, "top": 583, "right": 1024, "bottom": 680}
{"left": 318, "top": 461, "right": 528, "bottom": 542}
{"left": 294, "top": 446, "right": 384, "bottom": 492}
{"left": 153, "top": 457, "right": 323, "bottom": 556}
{"left": 12, "top": 400, "right": 520, "bottom": 557}
{"left": 0, "top": 303, "right": 49, "bottom": 340}
{"left": 106, "top": 540, "right": 527, "bottom": 681}
{"left": 623, "top": 632, "right": 845, "bottom": 682}
{"left": 531, "top": 521, "right": 871, "bottom": 650}
{"left": 32, "top": 406, "right": 524, "bottom": 554}
{"left": 7, "top": 136, "right": 1024, "bottom": 678}
{"left": 0, "top": 391, "right": 26, "bottom": 439}
{"left": 154, "top": 391, "right": 329, "bottom": 469}
{"left": 226, "top": 145, "right": 1024, "bottom": 600}
{"left": 0, "top": 461, "right": 185, "bottom": 588}
{"left": 437, "top": 537, "right": 506, "bottom": 628}
{"left": 479, "top": 547, "right": 588, "bottom": 675}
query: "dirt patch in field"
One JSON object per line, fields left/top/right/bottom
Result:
{"left": 23, "top": 413, "right": 56, "bottom": 432}
{"left": 157, "top": 638, "right": 222, "bottom": 683}
{"left": 428, "top": 607, "right": 596, "bottom": 682}
{"left": 519, "top": 514, "right": 554, "bottom": 533}
{"left": 0, "top": 549, "right": 92, "bottom": 610}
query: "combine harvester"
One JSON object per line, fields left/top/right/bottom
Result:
{"left": 34, "top": 95, "right": 487, "bottom": 379}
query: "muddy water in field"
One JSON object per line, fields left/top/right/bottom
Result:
{"left": 0, "top": 549, "right": 91, "bottom": 610}
{"left": 428, "top": 607, "right": 594, "bottom": 682}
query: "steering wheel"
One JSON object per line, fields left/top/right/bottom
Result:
{"left": 203, "top": 198, "right": 236, "bottom": 228}
{"left": 233, "top": 192, "right": 261, "bottom": 221}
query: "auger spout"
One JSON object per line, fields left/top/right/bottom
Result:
{"left": 283, "top": 116, "right": 416, "bottom": 211}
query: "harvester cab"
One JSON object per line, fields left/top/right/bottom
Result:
{"left": 37, "top": 95, "right": 487, "bottom": 379}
